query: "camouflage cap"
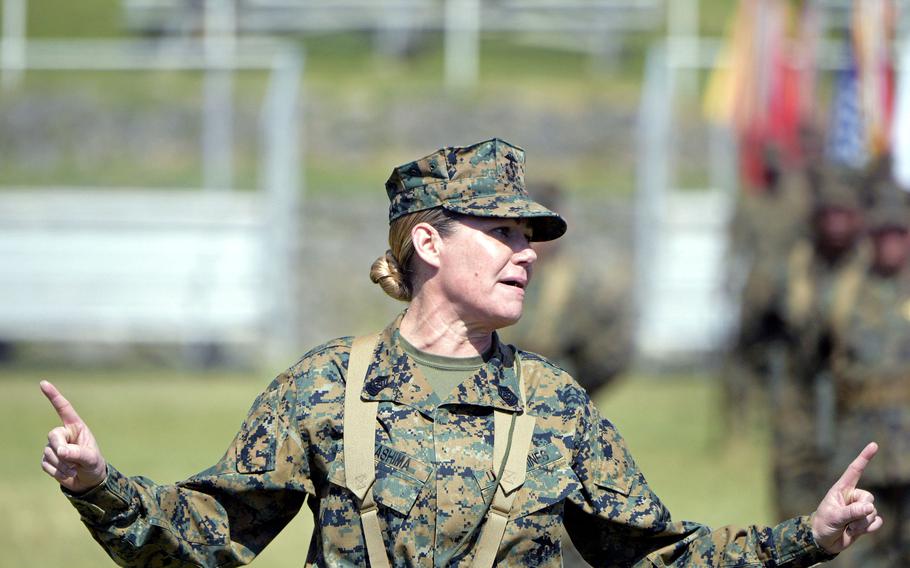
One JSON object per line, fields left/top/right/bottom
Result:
{"left": 868, "top": 205, "right": 909, "bottom": 233}
{"left": 868, "top": 187, "right": 910, "bottom": 233}
{"left": 384, "top": 138, "right": 567, "bottom": 241}
{"left": 814, "top": 166, "right": 862, "bottom": 211}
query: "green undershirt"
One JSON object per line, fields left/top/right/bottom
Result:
{"left": 399, "top": 334, "right": 486, "bottom": 402}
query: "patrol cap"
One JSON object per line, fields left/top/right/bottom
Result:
{"left": 868, "top": 205, "right": 909, "bottom": 233}
{"left": 384, "top": 138, "right": 567, "bottom": 242}
{"left": 814, "top": 167, "right": 862, "bottom": 211}
{"left": 868, "top": 186, "right": 910, "bottom": 233}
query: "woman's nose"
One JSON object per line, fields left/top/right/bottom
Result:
{"left": 514, "top": 242, "right": 537, "bottom": 265}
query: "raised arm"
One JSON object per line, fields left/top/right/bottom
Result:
{"left": 810, "top": 442, "right": 883, "bottom": 554}
{"left": 40, "top": 380, "right": 107, "bottom": 494}
{"left": 39, "top": 372, "right": 312, "bottom": 568}
{"left": 564, "top": 398, "right": 882, "bottom": 567}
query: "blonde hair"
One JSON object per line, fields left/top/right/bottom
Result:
{"left": 370, "top": 208, "right": 460, "bottom": 301}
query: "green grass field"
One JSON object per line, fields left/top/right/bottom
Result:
{"left": 2, "top": 368, "right": 777, "bottom": 567}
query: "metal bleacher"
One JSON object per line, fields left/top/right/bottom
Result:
{"left": 0, "top": 31, "right": 303, "bottom": 362}
{"left": 0, "top": 190, "right": 266, "bottom": 345}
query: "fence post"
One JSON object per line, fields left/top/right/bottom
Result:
{"left": 444, "top": 0, "right": 480, "bottom": 92}
{"left": 203, "top": 0, "right": 236, "bottom": 191}
{"left": 1, "top": 0, "right": 26, "bottom": 91}
{"left": 261, "top": 48, "right": 304, "bottom": 362}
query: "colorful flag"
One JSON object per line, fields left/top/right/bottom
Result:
{"left": 703, "top": 0, "right": 813, "bottom": 190}
{"left": 852, "top": 0, "right": 896, "bottom": 159}
{"left": 703, "top": 0, "right": 758, "bottom": 127}
{"left": 826, "top": 48, "right": 869, "bottom": 169}
{"left": 795, "top": 0, "right": 822, "bottom": 130}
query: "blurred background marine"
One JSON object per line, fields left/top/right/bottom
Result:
{"left": 500, "top": 182, "right": 634, "bottom": 397}
{"left": 772, "top": 166, "right": 867, "bottom": 521}
{"left": 722, "top": 139, "right": 813, "bottom": 436}
{"left": 826, "top": 182, "right": 910, "bottom": 567}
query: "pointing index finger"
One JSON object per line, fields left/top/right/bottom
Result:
{"left": 837, "top": 442, "right": 878, "bottom": 491}
{"left": 40, "top": 380, "right": 83, "bottom": 426}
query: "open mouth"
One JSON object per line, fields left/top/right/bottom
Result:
{"left": 500, "top": 279, "right": 526, "bottom": 290}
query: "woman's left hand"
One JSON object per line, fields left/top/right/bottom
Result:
{"left": 810, "top": 442, "right": 884, "bottom": 554}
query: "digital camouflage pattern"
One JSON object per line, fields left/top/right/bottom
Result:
{"left": 826, "top": 259, "right": 910, "bottom": 567}
{"left": 66, "top": 314, "right": 835, "bottom": 567}
{"left": 384, "top": 138, "right": 567, "bottom": 242}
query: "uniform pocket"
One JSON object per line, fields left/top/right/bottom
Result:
{"left": 372, "top": 463, "right": 429, "bottom": 517}
{"left": 372, "top": 444, "right": 433, "bottom": 516}
{"left": 475, "top": 442, "right": 581, "bottom": 519}
{"left": 511, "top": 455, "right": 581, "bottom": 518}
{"left": 327, "top": 444, "right": 433, "bottom": 517}
{"left": 593, "top": 454, "right": 634, "bottom": 496}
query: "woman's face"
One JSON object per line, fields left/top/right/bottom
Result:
{"left": 434, "top": 216, "right": 537, "bottom": 330}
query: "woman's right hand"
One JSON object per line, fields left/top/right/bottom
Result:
{"left": 40, "top": 380, "right": 108, "bottom": 494}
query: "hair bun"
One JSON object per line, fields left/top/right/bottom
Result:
{"left": 370, "top": 250, "right": 411, "bottom": 301}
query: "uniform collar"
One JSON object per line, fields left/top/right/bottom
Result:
{"left": 360, "top": 312, "right": 524, "bottom": 415}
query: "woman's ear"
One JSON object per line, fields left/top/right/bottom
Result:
{"left": 411, "top": 222, "right": 443, "bottom": 269}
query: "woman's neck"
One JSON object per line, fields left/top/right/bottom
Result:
{"left": 399, "top": 297, "right": 493, "bottom": 357}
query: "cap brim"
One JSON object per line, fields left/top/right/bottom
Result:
{"left": 441, "top": 194, "right": 567, "bottom": 241}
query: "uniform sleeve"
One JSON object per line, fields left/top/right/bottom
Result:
{"left": 563, "top": 401, "right": 836, "bottom": 568}
{"left": 63, "top": 370, "right": 312, "bottom": 568}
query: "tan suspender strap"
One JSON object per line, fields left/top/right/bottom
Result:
{"left": 344, "top": 333, "right": 381, "bottom": 501}
{"left": 473, "top": 485, "right": 518, "bottom": 566}
{"left": 492, "top": 411, "right": 536, "bottom": 494}
{"left": 473, "top": 354, "right": 536, "bottom": 568}
{"left": 830, "top": 264, "right": 866, "bottom": 342}
{"left": 786, "top": 240, "right": 814, "bottom": 327}
{"left": 359, "top": 490, "right": 391, "bottom": 568}
{"left": 343, "top": 333, "right": 392, "bottom": 568}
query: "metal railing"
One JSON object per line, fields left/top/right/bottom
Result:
{"left": 0, "top": 37, "right": 304, "bottom": 362}
{"left": 121, "top": 0, "right": 665, "bottom": 89}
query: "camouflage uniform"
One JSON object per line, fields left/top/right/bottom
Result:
{"left": 65, "top": 314, "right": 835, "bottom": 567}
{"left": 62, "top": 139, "right": 836, "bottom": 566}
{"left": 825, "top": 204, "right": 910, "bottom": 567}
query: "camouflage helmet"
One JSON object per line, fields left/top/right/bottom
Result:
{"left": 384, "top": 138, "right": 567, "bottom": 241}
